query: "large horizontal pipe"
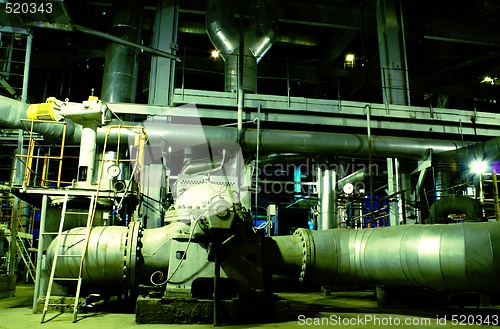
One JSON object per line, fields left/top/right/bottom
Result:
{"left": 45, "top": 222, "right": 188, "bottom": 290}
{"left": 47, "top": 221, "right": 500, "bottom": 294}
{"left": 428, "top": 196, "right": 483, "bottom": 223}
{"left": 95, "top": 123, "right": 470, "bottom": 160}
{"left": 267, "top": 223, "right": 500, "bottom": 291}
{"left": 0, "top": 96, "right": 483, "bottom": 160}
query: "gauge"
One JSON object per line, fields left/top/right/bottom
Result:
{"left": 343, "top": 183, "right": 354, "bottom": 195}
{"left": 107, "top": 164, "right": 121, "bottom": 178}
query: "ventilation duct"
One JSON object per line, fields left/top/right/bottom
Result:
{"left": 206, "top": 0, "right": 276, "bottom": 93}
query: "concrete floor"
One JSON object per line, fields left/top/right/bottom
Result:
{"left": 0, "top": 284, "right": 499, "bottom": 328}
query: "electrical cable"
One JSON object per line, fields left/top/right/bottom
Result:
{"left": 150, "top": 216, "right": 201, "bottom": 286}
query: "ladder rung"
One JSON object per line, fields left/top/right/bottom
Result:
{"left": 53, "top": 278, "right": 79, "bottom": 281}
{"left": 66, "top": 212, "right": 90, "bottom": 215}
{"left": 47, "top": 303, "right": 75, "bottom": 306}
{"left": 42, "top": 232, "right": 87, "bottom": 236}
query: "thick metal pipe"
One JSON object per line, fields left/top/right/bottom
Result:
{"left": 269, "top": 223, "right": 500, "bottom": 291}
{"left": 45, "top": 222, "right": 188, "bottom": 289}
{"left": 435, "top": 169, "right": 452, "bottom": 199}
{"left": 0, "top": 96, "right": 477, "bottom": 160}
{"left": 99, "top": 123, "right": 466, "bottom": 160}
{"left": 0, "top": 96, "right": 77, "bottom": 139}
{"left": 338, "top": 169, "right": 365, "bottom": 190}
{"left": 101, "top": 0, "right": 143, "bottom": 103}
{"left": 206, "top": 0, "right": 276, "bottom": 93}
{"left": 318, "top": 169, "right": 337, "bottom": 230}
{"left": 428, "top": 196, "right": 483, "bottom": 224}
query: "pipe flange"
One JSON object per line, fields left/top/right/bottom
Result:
{"left": 123, "top": 221, "right": 143, "bottom": 293}
{"left": 294, "top": 228, "right": 315, "bottom": 285}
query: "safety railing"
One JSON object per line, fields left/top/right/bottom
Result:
{"left": 16, "top": 119, "right": 67, "bottom": 188}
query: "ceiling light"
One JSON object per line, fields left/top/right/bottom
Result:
{"left": 211, "top": 50, "right": 220, "bottom": 59}
{"left": 469, "top": 159, "right": 488, "bottom": 174}
{"left": 481, "top": 76, "right": 495, "bottom": 85}
{"left": 345, "top": 54, "right": 355, "bottom": 62}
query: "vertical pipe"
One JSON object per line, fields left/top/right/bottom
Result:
{"left": 101, "top": 0, "right": 143, "bottom": 103}
{"left": 398, "top": 0, "right": 411, "bottom": 105}
{"left": 21, "top": 34, "right": 32, "bottom": 103}
{"left": 33, "top": 194, "right": 47, "bottom": 313}
{"left": 366, "top": 105, "right": 374, "bottom": 227}
{"left": 319, "top": 169, "right": 337, "bottom": 230}
{"left": 435, "top": 169, "right": 452, "bottom": 199}
{"left": 493, "top": 174, "right": 500, "bottom": 221}
{"left": 254, "top": 105, "right": 261, "bottom": 224}
{"left": 77, "top": 127, "right": 97, "bottom": 184}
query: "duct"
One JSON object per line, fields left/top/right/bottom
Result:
{"left": 101, "top": 0, "right": 143, "bottom": 103}
{"left": 45, "top": 222, "right": 189, "bottom": 289}
{"left": 268, "top": 222, "right": 500, "bottom": 292}
{"left": 206, "top": 0, "right": 276, "bottom": 93}
{"left": 428, "top": 196, "right": 483, "bottom": 224}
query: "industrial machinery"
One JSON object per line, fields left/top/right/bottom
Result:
{"left": 3, "top": 95, "right": 500, "bottom": 325}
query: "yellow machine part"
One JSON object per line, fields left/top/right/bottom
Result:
{"left": 27, "top": 97, "right": 59, "bottom": 121}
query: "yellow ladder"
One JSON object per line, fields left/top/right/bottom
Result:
{"left": 40, "top": 193, "right": 96, "bottom": 323}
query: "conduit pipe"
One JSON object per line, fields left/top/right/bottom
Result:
{"left": 267, "top": 222, "right": 500, "bottom": 291}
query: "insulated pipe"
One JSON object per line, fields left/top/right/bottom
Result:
{"left": 45, "top": 222, "right": 188, "bottom": 289}
{"left": 101, "top": 0, "right": 143, "bottom": 103}
{"left": 77, "top": 127, "right": 97, "bottom": 184}
{"left": 318, "top": 169, "right": 337, "bottom": 230}
{"left": 435, "top": 169, "right": 453, "bottom": 199}
{"left": 125, "top": 124, "right": 466, "bottom": 160}
{"left": 267, "top": 222, "right": 500, "bottom": 291}
{"left": 428, "top": 196, "right": 483, "bottom": 224}
{"left": 0, "top": 96, "right": 476, "bottom": 160}
{"left": 338, "top": 169, "right": 365, "bottom": 190}
{"left": 206, "top": 0, "right": 276, "bottom": 92}
{"left": 0, "top": 96, "right": 77, "bottom": 140}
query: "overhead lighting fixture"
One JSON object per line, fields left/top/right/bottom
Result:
{"left": 211, "top": 50, "right": 220, "bottom": 59}
{"left": 481, "top": 76, "right": 496, "bottom": 85}
{"left": 469, "top": 159, "right": 489, "bottom": 174}
{"left": 344, "top": 53, "right": 355, "bottom": 68}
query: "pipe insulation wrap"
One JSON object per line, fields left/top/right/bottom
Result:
{"left": 270, "top": 223, "right": 500, "bottom": 291}
{"left": 45, "top": 222, "right": 189, "bottom": 289}
{"left": 46, "top": 226, "right": 129, "bottom": 289}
